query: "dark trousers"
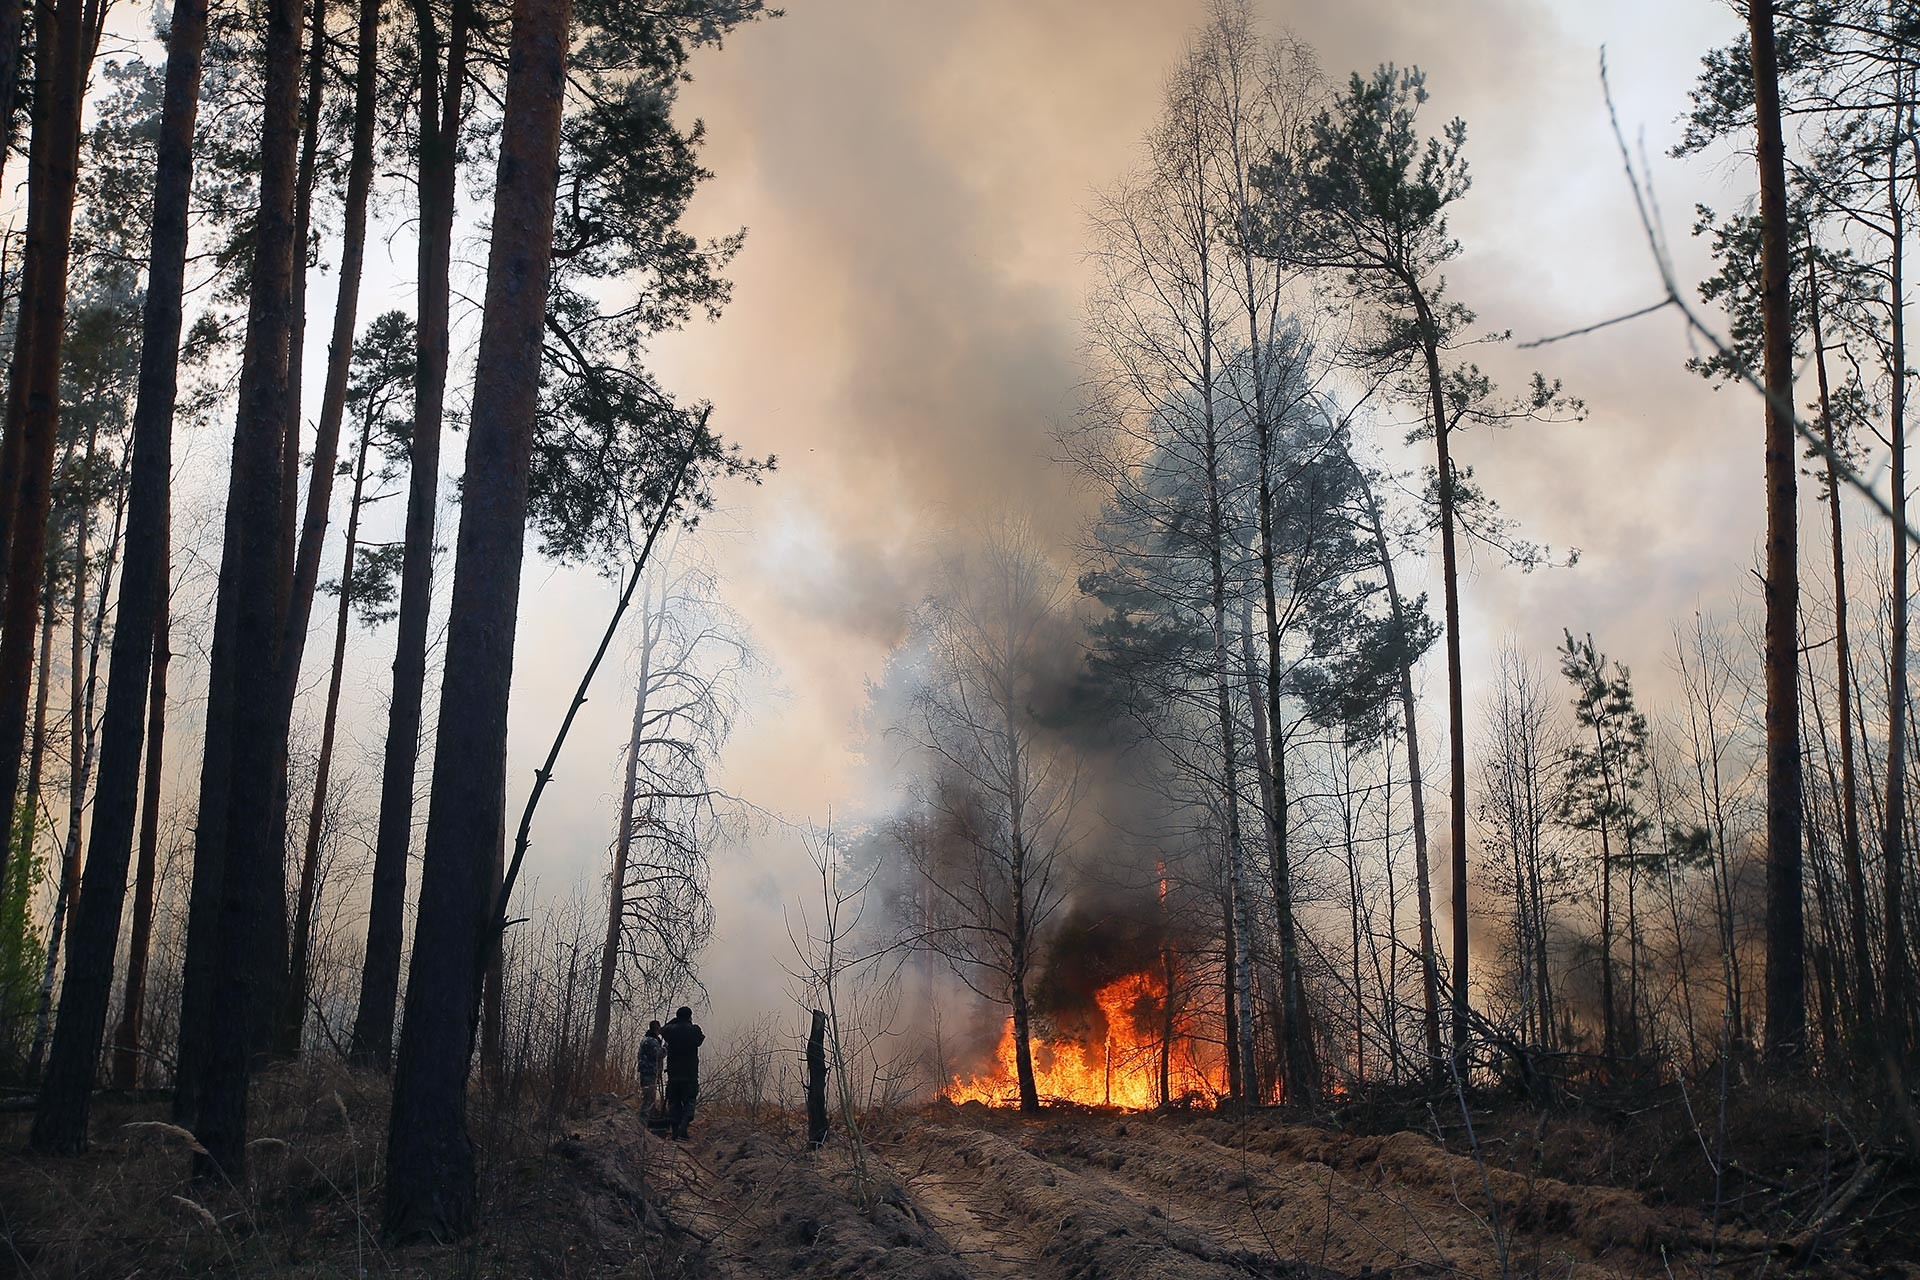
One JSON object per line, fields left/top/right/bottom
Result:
{"left": 666, "top": 1078, "right": 699, "bottom": 1138}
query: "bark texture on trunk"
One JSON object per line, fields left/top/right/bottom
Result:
{"left": 1748, "top": 0, "right": 1806, "bottom": 1068}
{"left": 187, "top": 0, "right": 305, "bottom": 1178}
{"left": 383, "top": 0, "right": 570, "bottom": 1234}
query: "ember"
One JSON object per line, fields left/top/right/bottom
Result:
{"left": 946, "top": 970, "right": 1222, "bottom": 1109}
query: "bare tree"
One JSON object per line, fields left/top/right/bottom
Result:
{"left": 587, "top": 536, "right": 749, "bottom": 1069}
{"left": 898, "top": 524, "right": 1081, "bottom": 1113}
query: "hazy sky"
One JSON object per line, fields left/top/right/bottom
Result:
{"left": 102, "top": 0, "right": 1830, "bottom": 1036}
{"left": 585, "top": 0, "right": 1780, "bottom": 1025}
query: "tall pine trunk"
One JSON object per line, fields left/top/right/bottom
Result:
{"left": 351, "top": 0, "right": 471, "bottom": 1071}
{"left": 0, "top": 0, "right": 90, "bottom": 911}
{"left": 1414, "top": 300, "right": 1472, "bottom": 1061}
{"left": 1748, "top": 0, "right": 1806, "bottom": 1069}
{"left": 184, "top": 0, "right": 305, "bottom": 1178}
{"left": 109, "top": 582, "right": 169, "bottom": 1090}
{"left": 383, "top": 0, "right": 571, "bottom": 1232}
{"left": 273, "top": 0, "right": 380, "bottom": 1058}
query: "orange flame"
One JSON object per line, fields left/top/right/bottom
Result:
{"left": 946, "top": 969, "right": 1221, "bottom": 1109}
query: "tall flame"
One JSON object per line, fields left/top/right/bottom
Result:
{"left": 946, "top": 968, "right": 1221, "bottom": 1109}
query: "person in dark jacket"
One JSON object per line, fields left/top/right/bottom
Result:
{"left": 659, "top": 1006, "right": 704, "bottom": 1140}
{"left": 637, "top": 1021, "right": 665, "bottom": 1115}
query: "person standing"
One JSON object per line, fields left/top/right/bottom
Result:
{"left": 637, "top": 1020, "right": 664, "bottom": 1116}
{"left": 660, "top": 1006, "right": 704, "bottom": 1141}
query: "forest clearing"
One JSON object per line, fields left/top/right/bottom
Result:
{"left": 2, "top": 0, "right": 1920, "bottom": 1273}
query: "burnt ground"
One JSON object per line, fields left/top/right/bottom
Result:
{"left": 2, "top": 1066, "right": 1916, "bottom": 1278}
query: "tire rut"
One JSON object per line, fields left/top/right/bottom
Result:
{"left": 911, "top": 1121, "right": 1339, "bottom": 1279}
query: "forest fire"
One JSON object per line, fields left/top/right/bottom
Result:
{"left": 947, "top": 970, "right": 1222, "bottom": 1109}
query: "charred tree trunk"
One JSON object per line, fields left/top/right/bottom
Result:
{"left": 1748, "top": 0, "right": 1806, "bottom": 1069}
{"left": 806, "top": 1008, "right": 828, "bottom": 1148}
{"left": 351, "top": 0, "right": 471, "bottom": 1072}
{"left": 0, "top": 0, "right": 90, "bottom": 911}
{"left": 382, "top": 0, "right": 571, "bottom": 1233}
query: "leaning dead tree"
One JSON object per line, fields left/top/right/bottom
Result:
{"left": 588, "top": 534, "right": 751, "bottom": 1069}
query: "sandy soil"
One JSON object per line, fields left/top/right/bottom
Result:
{"left": 628, "top": 1102, "right": 1814, "bottom": 1280}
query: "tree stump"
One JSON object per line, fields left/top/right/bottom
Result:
{"left": 806, "top": 1009, "right": 828, "bottom": 1149}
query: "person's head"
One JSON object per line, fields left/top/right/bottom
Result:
{"left": 646, "top": 1020, "right": 661, "bottom": 1035}
{"left": 675, "top": 1006, "right": 692, "bottom": 1022}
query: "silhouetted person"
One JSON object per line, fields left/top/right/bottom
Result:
{"left": 637, "top": 1020, "right": 664, "bottom": 1116}
{"left": 660, "top": 1006, "right": 704, "bottom": 1141}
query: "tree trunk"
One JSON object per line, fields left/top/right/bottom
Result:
{"left": 1883, "top": 145, "right": 1910, "bottom": 1057}
{"left": 254, "top": 0, "right": 332, "bottom": 1056}
{"left": 1251, "top": 422, "right": 1312, "bottom": 1106}
{"left": 1199, "top": 393, "right": 1255, "bottom": 1101}
{"left": 187, "top": 0, "right": 305, "bottom": 1180}
{"left": 382, "top": 0, "right": 571, "bottom": 1233}
{"left": 1806, "top": 243, "right": 1873, "bottom": 1045}
{"left": 110, "top": 582, "right": 170, "bottom": 1091}
{"left": 589, "top": 618, "right": 652, "bottom": 1069}
{"left": 27, "top": 417, "right": 98, "bottom": 1081}
{"left": 0, "top": 0, "right": 90, "bottom": 911}
{"left": 1412, "top": 287, "right": 1472, "bottom": 1063}
{"left": 479, "top": 775, "right": 505, "bottom": 1089}
{"left": 806, "top": 1008, "right": 827, "bottom": 1147}
{"left": 275, "top": 404, "right": 374, "bottom": 1056}
{"left": 282, "top": 0, "right": 375, "bottom": 726}
{"left": 1747, "top": 0, "right": 1805, "bottom": 1070}
{"left": 350, "top": 0, "right": 471, "bottom": 1072}
{"left": 1352, "top": 456, "right": 1443, "bottom": 1065}
{"left": 1001, "top": 670, "right": 1041, "bottom": 1114}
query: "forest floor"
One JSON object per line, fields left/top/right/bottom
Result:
{"left": 1, "top": 1060, "right": 1917, "bottom": 1278}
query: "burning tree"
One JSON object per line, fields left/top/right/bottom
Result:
{"left": 898, "top": 523, "right": 1081, "bottom": 1113}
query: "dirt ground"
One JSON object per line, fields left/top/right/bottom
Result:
{"left": 3, "top": 1075, "right": 1914, "bottom": 1279}
{"left": 654, "top": 1104, "right": 1779, "bottom": 1280}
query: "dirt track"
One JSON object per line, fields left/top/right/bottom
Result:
{"left": 585, "top": 1102, "right": 1790, "bottom": 1280}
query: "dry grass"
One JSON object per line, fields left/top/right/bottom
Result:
{"left": 0, "top": 1058, "right": 698, "bottom": 1278}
